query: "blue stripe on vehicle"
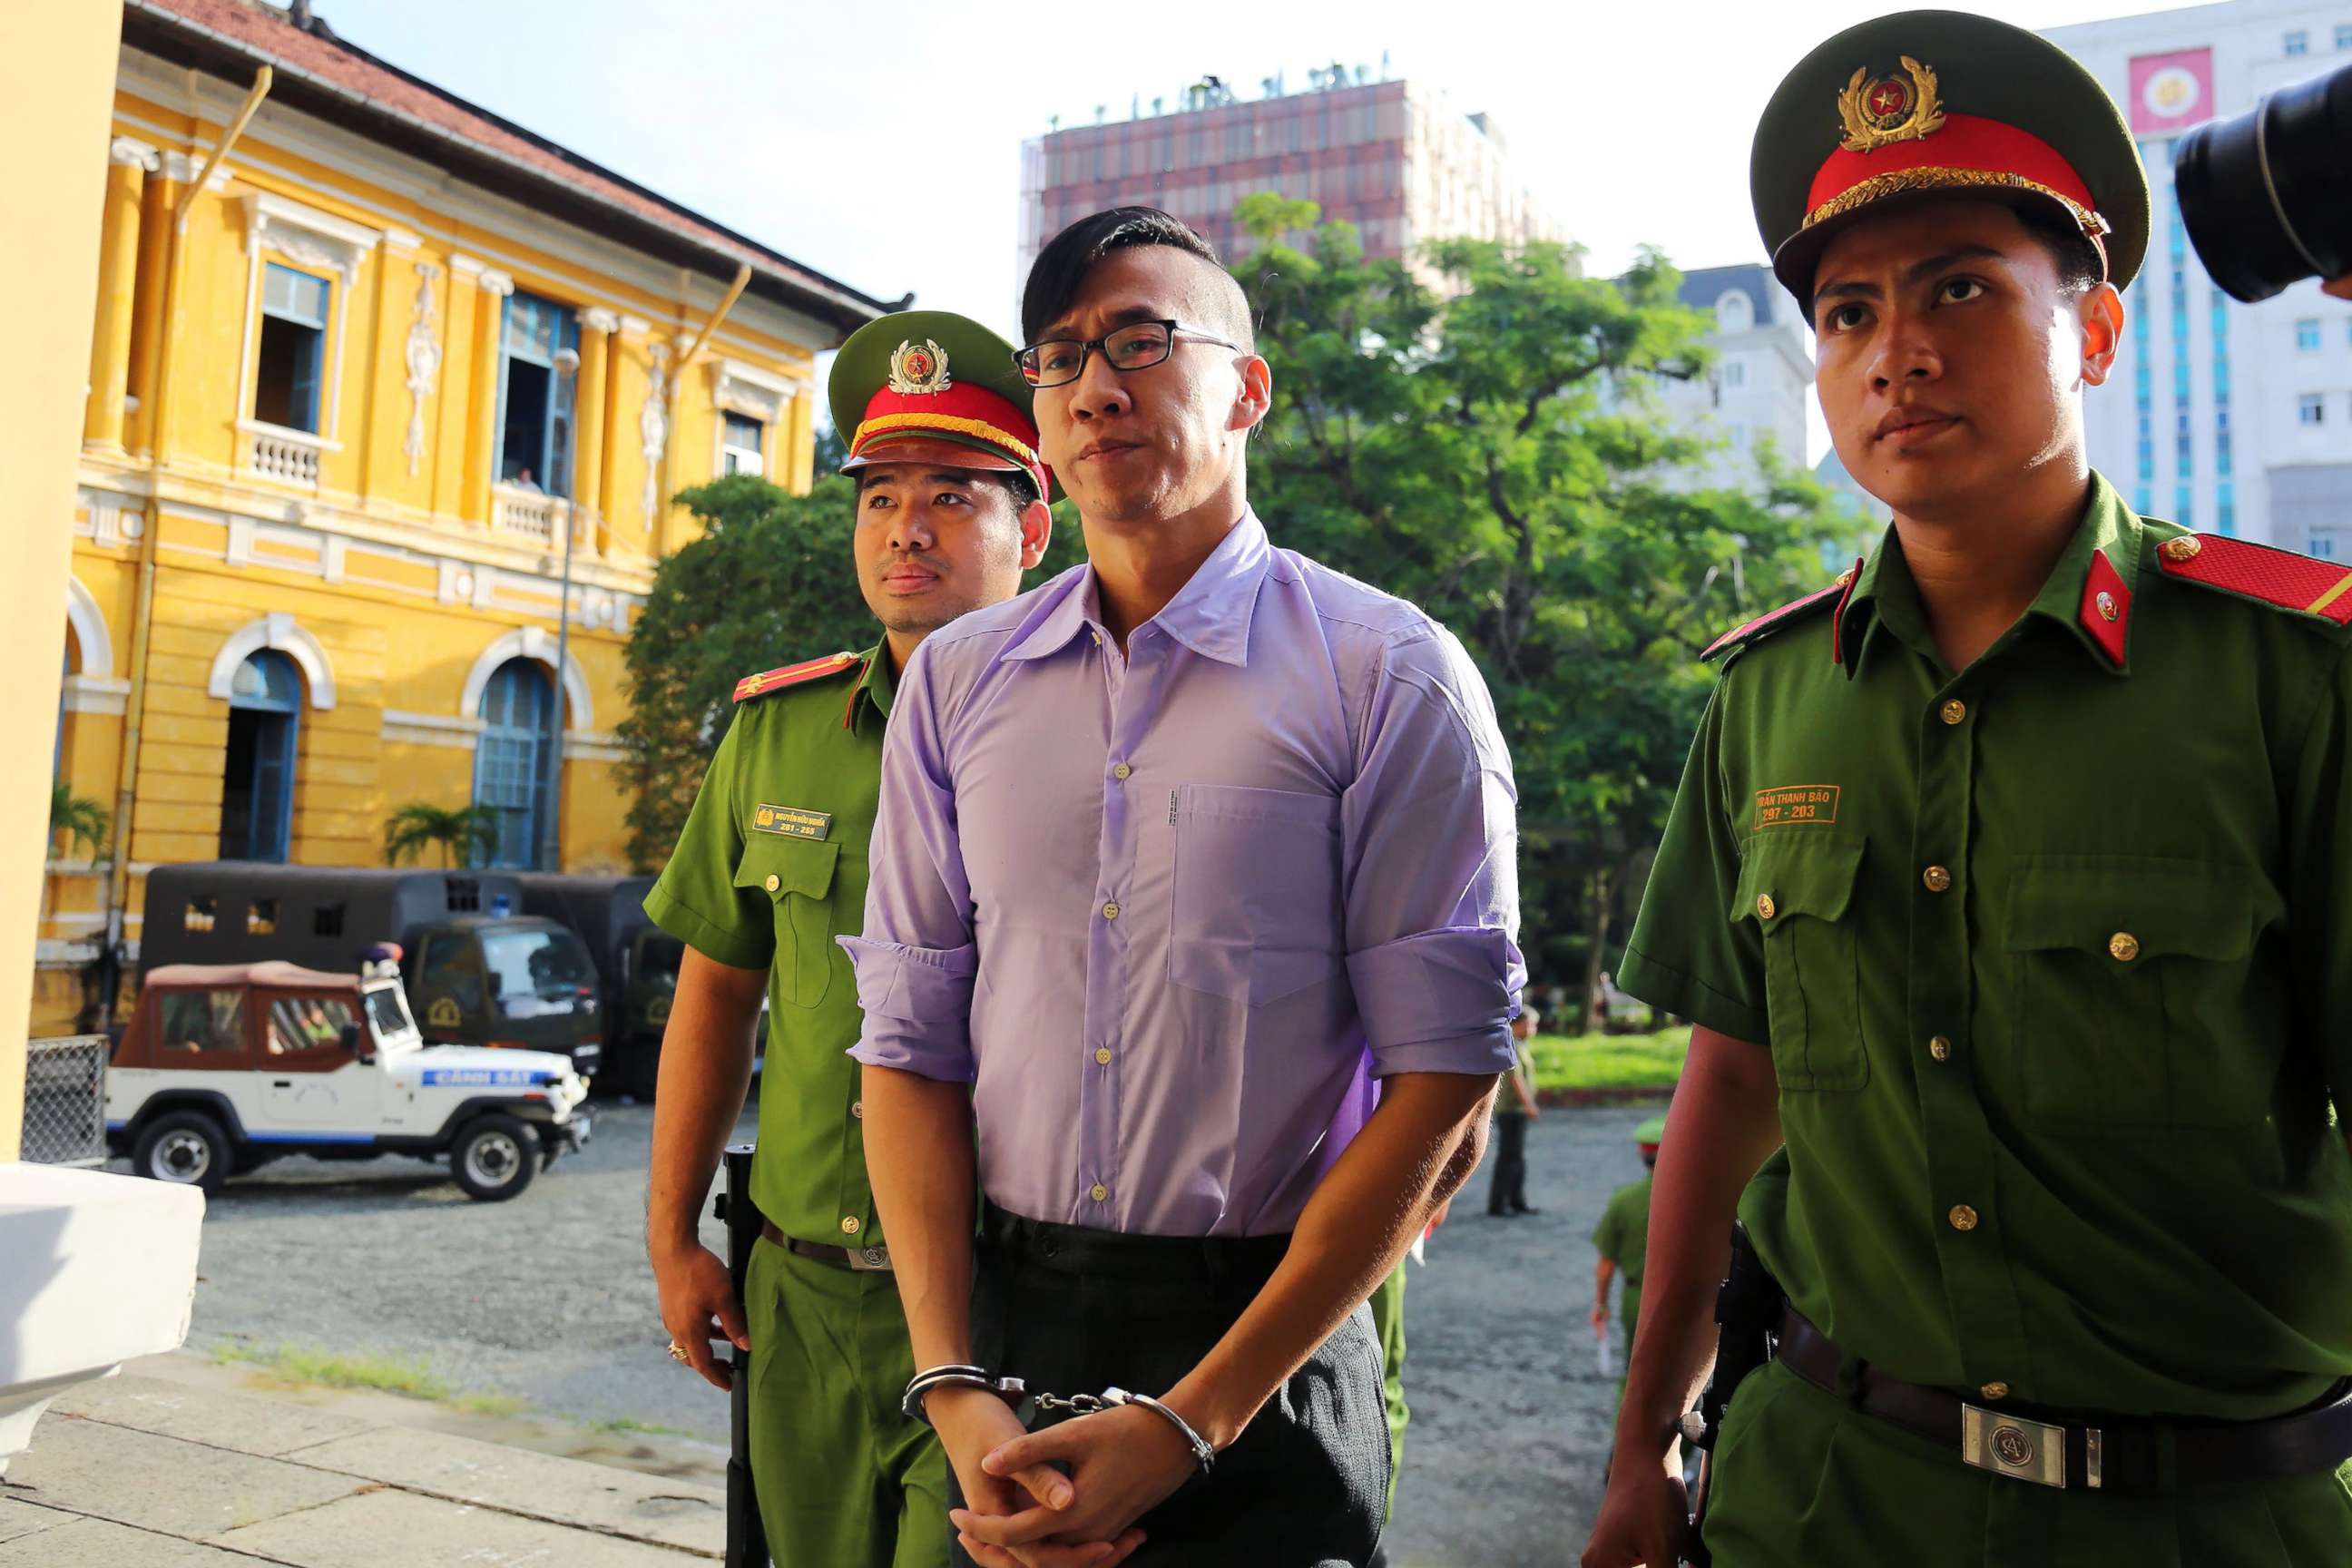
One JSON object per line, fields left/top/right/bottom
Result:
{"left": 106, "top": 1119, "right": 128, "bottom": 1132}
{"left": 243, "top": 1132, "right": 377, "bottom": 1144}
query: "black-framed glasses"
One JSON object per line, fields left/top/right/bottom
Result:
{"left": 1013, "top": 319, "right": 1240, "bottom": 388}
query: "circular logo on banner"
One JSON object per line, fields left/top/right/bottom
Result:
{"left": 2142, "top": 65, "right": 2201, "bottom": 121}
{"left": 427, "top": 996, "right": 462, "bottom": 1031}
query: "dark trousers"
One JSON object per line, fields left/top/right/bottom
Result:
{"left": 951, "top": 1204, "right": 1390, "bottom": 1568}
{"left": 1486, "top": 1113, "right": 1530, "bottom": 1212}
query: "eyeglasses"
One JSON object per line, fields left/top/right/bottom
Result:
{"left": 1013, "top": 319, "right": 1240, "bottom": 388}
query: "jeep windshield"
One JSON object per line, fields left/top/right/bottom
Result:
{"left": 362, "top": 983, "right": 420, "bottom": 1045}
{"left": 482, "top": 926, "right": 597, "bottom": 1019}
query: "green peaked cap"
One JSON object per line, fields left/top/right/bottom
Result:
{"left": 828, "top": 309, "right": 1059, "bottom": 502}
{"left": 1634, "top": 1115, "right": 1668, "bottom": 1146}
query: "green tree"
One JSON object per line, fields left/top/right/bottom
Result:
{"left": 615, "top": 471, "right": 1084, "bottom": 872}
{"left": 49, "top": 779, "right": 110, "bottom": 863}
{"left": 1233, "top": 195, "right": 1857, "bottom": 1027}
{"left": 382, "top": 801, "right": 497, "bottom": 868}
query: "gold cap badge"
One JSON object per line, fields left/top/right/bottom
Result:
{"left": 887, "top": 338, "right": 952, "bottom": 396}
{"left": 1838, "top": 55, "right": 1947, "bottom": 154}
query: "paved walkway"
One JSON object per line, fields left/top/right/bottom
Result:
{"left": 0, "top": 1361, "right": 722, "bottom": 1565}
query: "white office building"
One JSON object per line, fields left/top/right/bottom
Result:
{"left": 1648, "top": 263, "right": 1815, "bottom": 494}
{"left": 2042, "top": 1, "right": 2352, "bottom": 553}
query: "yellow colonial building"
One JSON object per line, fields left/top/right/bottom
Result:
{"left": 44, "top": 0, "right": 893, "bottom": 1033}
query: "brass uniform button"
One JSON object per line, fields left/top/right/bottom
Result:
{"left": 1923, "top": 865, "right": 1954, "bottom": 893}
{"left": 1090, "top": 1183, "right": 1109, "bottom": 1202}
{"left": 850, "top": 1101, "right": 864, "bottom": 1120}
{"left": 762, "top": 873, "right": 781, "bottom": 894}
{"left": 1102, "top": 901, "right": 1121, "bottom": 920}
{"left": 1940, "top": 699, "right": 1967, "bottom": 725}
{"left": 1112, "top": 763, "right": 1132, "bottom": 780}
{"left": 1948, "top": 1204, "right": 1979, "bottom": 1232}
{"left": 1980, "top": 1381, "right": 2011, "bottom": 1402}
{"left": 2162, "top": 535, "right": 2202, "bottom": 564}
{"left": 1757, "top": 894, "right": 1778, "bottom": 920}
{"left": 2109, "top": 932, "right": 2141, "bottom": 962}
{"left": 841, "top": 1216, "right": 861, "bottom": 1235}
{"left": 1929, "top": 1035, "right": 1953, "bottom": 1062}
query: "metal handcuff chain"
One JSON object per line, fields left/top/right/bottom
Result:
{"left": 904, "top": 1367, "right": 1216, "bottom": 1477}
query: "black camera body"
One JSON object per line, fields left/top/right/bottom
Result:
{"left": 2176, "top": 61, "right": 2352, "bottom": 302}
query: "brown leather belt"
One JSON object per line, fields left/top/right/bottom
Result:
{"left": 762, "top": 1219, "right": 892, "bottom": 1272}
{"left": 1777, "top": 1305, "right": 2352, "bottom": 1494}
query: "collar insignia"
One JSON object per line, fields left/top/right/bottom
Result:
{"left": 887, "top": 338, "right": 952, "bottom": 396}
{"left": 1838, "top": 55, "right": 1947, "bottom": 153}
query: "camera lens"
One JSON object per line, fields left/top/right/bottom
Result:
{"left": 2176, "top": 63, "right": 2352, "bottom": 304}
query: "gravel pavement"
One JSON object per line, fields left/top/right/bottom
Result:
{"left": 148, "top": 1097, "right": 1661, "bottom": 1567}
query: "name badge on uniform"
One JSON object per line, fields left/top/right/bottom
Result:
{"left": 751, "top": 803, "right": 833, "bottom": 841}
{"left": 1755, "top": 785, "right": 1840, "bottom": 828}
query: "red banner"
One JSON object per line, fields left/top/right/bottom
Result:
{"left": 2129, "top": 48, "right": 2216, "bottom": 136}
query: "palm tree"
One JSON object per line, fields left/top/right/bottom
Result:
{"left": 383, "top": 802, "right": 497, "bottom": 869}
{"left": 50, "top": 779, "right": 110, "bottom": 863}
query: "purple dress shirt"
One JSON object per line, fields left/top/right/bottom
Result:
{"left": 844, "top": 513, "right": 1523, "bottom": 1237}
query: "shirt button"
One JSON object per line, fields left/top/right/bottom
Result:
{"left": 850, "top": 1101, "right": 864, "bottom": 1119}
{"left": 1090, "top": 1183, "right": 1109, "bottom": 1202}
{"left": 2109, "top": 932, "right": 2141, "bottom": 962}
{"left": 841, "top": 1216, "right": 861, "bottom": 1235}
{"left": 1756, "top": 894, "right": 1778, "bottom": 920}
{"left": 1948, "top": 1204, "right": 1979, "bottom": 1232}
{"left": 1923, "top": 865, "right": 1953, "bottom": 894}
{"left": 1102, "top": 901, "right": 1121, "bottom": 920}
{"left": 762, "top": 873, "right": 781, "bottom": 894}
{"left": 1094, "top": 1047, "right": 1113, "bottom": 1065}
{"left": 1979, "top": 1381, "right": 2011, "bottom": 1402}
{"left": 1112, "top": 763, "right": 1132, "bottom": 780}
{"left": 1928, "top": 1035, "right": 1954, "bottom": 1062}
{"left": 1940, "top": 699, "right": 1967, "bottom": 726}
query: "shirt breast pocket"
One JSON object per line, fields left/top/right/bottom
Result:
{"left": 734, "top": 838, "right": 842, "bottom": 1010}
{"left": 2000, "top": 858, "right": 2264, "bottom": 1131}
{"left": 1168, "top": 783, "right": 1343, "bottom": 1006}
{"left": 1733, "top": 832, "right": 1871, "bottom": 1093}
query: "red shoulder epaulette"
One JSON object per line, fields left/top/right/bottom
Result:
{"left": 1702, "top": 562, "right": 1860, "bottom": 663}
{"left": 2154, "top": 534, "right": 2352, "bottom": 626}
{"left": 732, "top": 651, "right": 858, "bottom": 703}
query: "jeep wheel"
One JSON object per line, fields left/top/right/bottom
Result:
{"left": 452, "top": 1115, "right": 538, "bottom": 1202}
{"left": 133, "top": 1111, "right": 230, "bottom": 1194}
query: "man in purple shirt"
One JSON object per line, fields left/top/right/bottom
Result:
{"left": 845, "top": 207, "right": 1523, "bottom": 1568}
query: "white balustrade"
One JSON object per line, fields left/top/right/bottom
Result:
{"left": 248, "top": 427, "right": 321, "bottom": 486}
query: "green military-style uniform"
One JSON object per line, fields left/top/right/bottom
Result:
{"left": 647, "top": 309, "right": 1054, "bottom": 1568}
{"left": 1592, "top": 1133, "right": 1657, "bottom": 1348}
{"left": 1617, "top": 14, "right": 2352, "bottom": 1562}
{"left": 1626, "top": 476, "right": 2352, "bottom": 1562}
{"left": 649, "top": 642, "right": 950, "bottom": 1568}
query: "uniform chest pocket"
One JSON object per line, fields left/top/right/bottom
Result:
{"left": 2000, "top": 858, "right": 2265, "bottom": 1131}
{"left": 735, "top": 838, "right": 841, "bottom": 1010}
{"left": 1733, "top": 832, "right": 1870, "bottom": 1093}
{"left": 1167, "top": 784, "right": 1344, "bottom": 1006}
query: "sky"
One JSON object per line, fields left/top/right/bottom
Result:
{"left": 306, "top": 0, "right": 2206, "bottom": 459}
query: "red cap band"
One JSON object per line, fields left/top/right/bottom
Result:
{"left": 1801, "top": 113, "right": 2110, "bottom": 272}
{"left": 851, "top": 381, "right": 1048, "bottom": 497}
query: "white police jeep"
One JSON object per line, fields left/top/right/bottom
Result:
{"left": 106, "top": 955, "right": 589, "bottom": 1201}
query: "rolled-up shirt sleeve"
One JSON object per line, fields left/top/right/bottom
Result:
{"left": 1342, "top": 626, "right": 1525, "bottom": 1077}
{"left": 842, "top": 642, "right": 980, "bottom": 1083}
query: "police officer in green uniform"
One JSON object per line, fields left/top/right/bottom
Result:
{"left": 1585, "top": 14, "right": 2352, "bottom": 1567}
{"left": 1590, "top": 1114, "right": 1661, "bottom": 1402}
{"left": 646, "top": 309, "right": 1053, "bottom": 1568}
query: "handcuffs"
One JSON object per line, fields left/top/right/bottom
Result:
{"left": 901, "top": 1364, "right": 1217, "bottom": 1478}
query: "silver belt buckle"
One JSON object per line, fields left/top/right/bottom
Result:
{"left": 1960, "top": 1403, "right": 2075, "bottom": 1488}
{"left": 848, "top": 1244, "right": 892, "bottom": 1272}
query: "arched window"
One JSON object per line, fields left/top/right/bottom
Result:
{"left": 220, "top": 651, "right": 301, "bottom": 862}
{"left": 473, "top": 659, "right": 556, "bottom": 868}
{"left": 1716, "top": 289, "right": 1755, "bottom": 333}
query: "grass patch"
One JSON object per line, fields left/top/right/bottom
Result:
{"left": 592, "top": 1416, "right": 698, "bottom": 1440}
{"left": 455, "top": 1393, "right": 527, "bottom": 1418}
{"left": 211, "top": 1342, "right": 450, "bottom": 1403}
{"left": 1527, "top": 1028, "right": 1688, "bottom": 1093}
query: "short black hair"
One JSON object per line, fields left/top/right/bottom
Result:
{"left": 1020, "top": 205, "right": 1255, "bottom": 353}
{"left": 2011, "top": 201, "right": 2105, "bottom": 297}
{"left": 853, "top": 466, "right": 1036, "bottom": 510}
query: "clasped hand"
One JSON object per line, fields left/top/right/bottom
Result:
{"left": 930, "top": 1387, "right": 1199, "bottom": 1567}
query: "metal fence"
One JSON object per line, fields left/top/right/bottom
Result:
{"left": 23, "top": 1034, "right": 108, "bottom": 1166}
